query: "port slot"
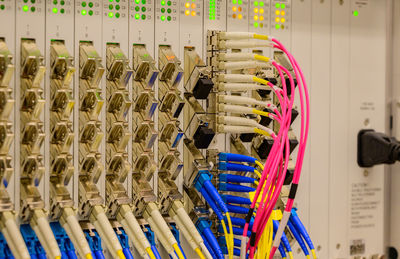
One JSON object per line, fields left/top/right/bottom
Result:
{"left": 79, "top": 42, "right": 104, "bottom": 88}
{"left": 158, "top": 45, "right": 183, "bottom": 87}
{"left": 133, "top": 45, "right": 159, "bottom": 88}
{"left": 133, "top": 121, "right": 157, "bottom": 151}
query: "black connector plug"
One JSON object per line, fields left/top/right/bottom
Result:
{"left": 357, "top": 129, "right": 400, "bottom": 167}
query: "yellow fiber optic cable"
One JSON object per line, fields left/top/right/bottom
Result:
{"left": 146, "top": 247, "right": 156, "bottom": 259}
{"left": 195, "top": 247, "right": 206, "bottom": 259}
{"left": 254, "top": 169, "right": 262, "bottom": 179}
{"left": 255, "top": 160, "right": 264, "bottom": 170}
{"left": 117, "top": 249, "right": 126, "bottom": 259}
{"left": 254, "top": 54, "right": 270, "bottom": 63}
{"left": 85, "top": 254, "right": 93, "bottom": 259}
{"left": 253, "top": 34, "right": 269, "bottom": 40}
{"left": 254, "top": 128, "right": 271, "bottom": 137}
{"left": 252, "top": 109, "right": 270, "bottom": 118}
{"left": 311, "top": 249, "right": 317, "bottom": 259}
{"left": 306, "top": 255, "right": 311, "bottom": 259}
{"left": 226, "top": 212, "right": 234, "bottom": 259}
{"left": 288, "top": 251, "right": 294, "bottom": 259}
{"left": 172, "top": 243, "right": 185, "bottom": 259}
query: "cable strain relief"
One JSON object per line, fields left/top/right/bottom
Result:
{"left": 245, "top": 209, "right": 254, "bottom": 224}
{"left": 249, "top": 232, "right": 256, "bottom": 247}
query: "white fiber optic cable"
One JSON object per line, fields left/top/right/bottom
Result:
{"left": 31, "top": 209, "right": 61, "bottom": 259}
{"left": 218, "top": 83, "right": 269, "bottom": 92}
{"left": 218, "top": 61, "right": 270, "bottom": 70}
{"left": 218, "top": 95, "right": 275, "bottom": 109}
{"left": 218, "top": 40, "right": 272, "bottom": 49}
{"left": 0, "top": 211, "right": 30, "bottom": 259}
{"left": 218, "top": 53, "right": 261, "bottom": 61}
{"left": 218, "top": 74, "right": 254, "bottom": 83}
{"left": 218, "top": 104, "right": 273, "bottom": 118}
{"left": 91, "top": 205, "right": 125, "bottom": 259}
{"left": 173, "top": 204, "right": 213, "bottom": 259}
{"left": 217, "top": 116, "right": 273, "bottom": 135}
{"left": 117, "top": 204, "right": 154, "bottom": 259}
{"left": 218, "top": 32, "right": 271, "bottom": 40}
{"left": 60, "top": 208, "right": 92, "bottom": 259}
{"left": 217, "top": 125, "right": 257, "bottom": 134}
{"left": 145, "top": 213, "right": 178, "bottom": 259}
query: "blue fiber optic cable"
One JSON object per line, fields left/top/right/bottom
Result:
{"left": 219, "top": 174, "right": 257, "bottom": 184}
{"left": 218, "top": 153, "right": 257, "bottom": 163}
{"left": 219, "top": 182, "right": 256, "bottom": 193}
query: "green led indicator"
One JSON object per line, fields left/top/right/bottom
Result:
{"left": 167, "top": 15, "right": 171, "bottom": 21}
{"left": 23, "top": 5, "right": 29, "bottom": 12}
{"left": 82, "top": 1, "right": 87, "bottom": 7}
{"left": 61, "top": 0, "right": 65, "bottom": 5}
{"left": 142, "top": 6, "right": 146, "bottom": 11}
{"left": 254, "top": 22, "right": 258, "bottom": 28}
{"left": 275, "top": 24, "right": 280, "bottom": 29}
{"left": 23, "top": 0, "right": 28, "bottom": 2}
{"left": 0, "top": 5, "right": 5, "bottom": 10}
{"left": 31, "top": 0, "right": 35, "bottom": 3}
{"left": 167, "top": 1, "right": 171, "bottom": 5}
{"left": 135, "top": 13, "right": 140, "bottom": 19}
{"left": 60, "top": 8, "right": 65, "bottom": 13}
{"left": 254, "top": 1, "right": 258, "bottom": 6}
{"left": 30, "top": 6, "right": 35, "bottom": 12}
{"left": 167, "top": 8, "right": 171, "bottom": 13}
{"left": 161, "top": 0, "right": 166, "bottom": 5}
{"left": 353, "top": 10, "right": 359, "bottom": 16}
{"left": 142, "top": 14, "right": 146, "bottom": 19}
{"left": 81, "top": 9, "right": 87, "bottom": 15}
{"left": 108, "top": 12, "right": 114, "bottom": 17}
{"left": 53, "top": 0, "right": 57, "bottom": 4}
{"left": 275, "top": 3, "right": 280, "bottom": 8}
{"left": 142, "top": 0, "right": 146, "bottom": 4}
{"left": 281, "top": 3, "right": 285, "bottom": 8}
{"left": 52, "top": 7, "right": 58, "bottom": 13}
{"left": 259, "top": 2, "right": 263, "bottom": 6}
{"left": 116, "top": 0, "right": 120, "bottom": 2}
{"left": 115, "top": 12, "right": 120, "bottom": 18}
{"left": 109, "top": 4, "right": 113, "bottom": 9}
{"left": 135, "top": 0, "right": 140, "bottom": 3}
{"left": 88, "top": 10, "right": 93, "bottom": 15}
{"left": 135, "top": 6, "right": 139, "bottom": 11}
{"left": 109, "top": 0, "right": 113, "bottom": 2}
{"left": 161, "top": 15, "right": 166, "bottom": 20}
{"left": 232, "top": 0, "right": 237, "bottom": 4}
{"left": 161, "top": 7, "right": 165, "bottom": 12}
{"left": 238, "top": 0, "right": 242, "bottom": 5}
{"left": 89, "top": 2, "right": 93, "bottom": 7}
{"left": 115, "top": 5, "right": 120, "bottom": 10}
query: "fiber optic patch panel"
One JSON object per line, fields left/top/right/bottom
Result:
{"left": 0, "top": 0, "right": 391, "bottom": 258}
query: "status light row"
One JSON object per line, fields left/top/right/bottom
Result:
{"left": 253, "top": 8, "right": 264, "bottom": 14}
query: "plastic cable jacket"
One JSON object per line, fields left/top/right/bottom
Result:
{"left": 218, "top": 153, "right": 257, "bottom": 163}
{"left": 3, "top": 216, "right": 30, "bottom": 259}
{"left": 94, "top": 250, "right": 106, "bottom": 259}
{"left": 1, "top": 225, "right": 20, "bottom": 259}
{"left": 273, "top": 211, "right": 291, "bottom": 249}
{"left": 222, "top": 195, "right": 252, "bottom": 205}
{"left": 177, "top": 243, "right": 187, "bottom": 259}
{"left": 218, "top": 32, "right": 254, "bottom": 40}
{"left": 230, "top": 217, "right": 253, "bottom": 230}
{"left": 175, "top": 206, "right": 204, "bottom": 245}
{"left": 218, "top": 53, "right": 257, "bottom": 61}
{"left": 204, "top": 181, "right": 228, "bottom": 213}
{"left": 219, "top": 61, "right": 269, "bottom": 70}
{"left": 221, "top": 162, "right": 255, "bottom": 173}
{"left": 172, "top": 214, "right": 198, "bottom": 251}
{"left": 123, "top": 248, "right": 134, "bottom": 259}
{"left": 218, "top": 125, "right": 255, "bottom": 134}
{"left": 92, "top": 210, "right": 123, "bottom": 257}
{"left": 287, "top": 220, "right": 308, "bottom": 255}
{"left": 203, "top": 228, "right": 224, "bottom": 259}
{"left": 64, "top": 213, "right": 92, "bottom": 257}
{"left": 62, "top": 219, "right": 85, "bottom": 259}
{"left": 240, "top": 236, "right": 247, "bottom": 259}
{"left": 201, "top": 234, "right": 217, "bottom": 259}
{"left": 218, "top": 83, "right": 269, "bottom": 92}
{"left": 273, "top": 220, "right": 291, "bottom": 252}
{"left": 218, "top": 74, "right": 254, "bottom": 83}
{"left": 120, "top": 209, "right": 150, "bottom": 256}
{"left": 151, "top": 246, "right": 162, "bottom": 259}
{"left": 218, "top": 104, "right": 254, "bottom": 114}
{"left": 199, "top": 242, "right": 214, "bottom": 259}
{"left": 200, "top": 187, "right": 223, "bottom": 220}
{"left": 291, "top": 212, "right": 315, "bottom": 249}
{"left": 219, "top": 183, "right": 256, "bottom": 193}
{"left": 37, "top": 254, "right": 47, "bottom": 259}
{"left": 145, "top": 216, "right": 174, "bottom": 255}
{"left": 278, "top": 243, "right": 287, "bottom": 258}
{"left": 67, "top": 250, "right": 78, "bottom": 259}
{"left": 120, "top": 218, "right": 145, "bottom": 256}
{"left": 219, "top": 40, "right": 272, "bottom": 49}
{"left": 33, "top": 213, "right": 61, "bottom": 258}
{"left": 149, "top": 208, "right": 178, "bottom": 247}
{"left": 219, "top": 95, "right": 274, "bottom": 108}
{"left": 218, "top": 225, "right": 250, "bottom": 237}
{"left": 218, "top": 116, "right": 271, "bottom": 134}
{"left": 227, "top": 204, "right": 249, "bottom": 215}
{"left": 220, "top": 174, "right": 256, "bottom": 184}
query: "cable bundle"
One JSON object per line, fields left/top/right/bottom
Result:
{"left": 211, "top": 32, "right": 311, "bottom": 259}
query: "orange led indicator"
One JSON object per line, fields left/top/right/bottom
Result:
{"left": 232, "top": 6, "right": 237, "bottom": 11}
{"left": 275, "top": 17, "right": 279, "bottom": 22}
{"left": 191, "top": 10, "right": 196, "bottom": 16}
{"left": 185, "top": 2, "right": 190, "bottom": 7}
{"left": 238, "top": 13, "right": 242, "bottom": 19}
{"left": 254, "top": 7, "right": 258, "bottom": 13}
{"left": 232, "top": 13, "right": 236, "bottom": 18}
{"left": 254, "top": 15, "right": 258, "bottom": 20}
{"left": 259, "top": 15, "right": 264, "bottom": 21}
{"left": 281, "top": 17, "right": 285, "bottom": 22}
{"left": 275, "top": 10, "right": 280, "bottom": 15}
{"left": 185, "top": 9, "right": 190, "bottom": 15}
{"left": 191, "top": 3, "right": 196, "bottom": 8}
{"left": 259, "top": 8, "right": 264, "bottom": 14}
{"left": 281, "top": 10, "right": 285, "bottom": 15}
{"left": 238, "top": 6, "right": 242, "bottom": 11}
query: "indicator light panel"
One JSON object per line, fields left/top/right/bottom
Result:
{"left": 103, "top": 0, "right": 128, "bottom": 19}
{"left": 156, "top": 0, "right": 177, "bottom": 22}
{"left": 18, "top": 0, "right": 43, "bottom": 14}
{"left": 272, "top": 0, "right": 290, "bottom": 30}
{"left": 130, "top": 0, "right": 153, "bottom": 21}
{"left": 76, "top": 0, "right": 101, "bottom": 17}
